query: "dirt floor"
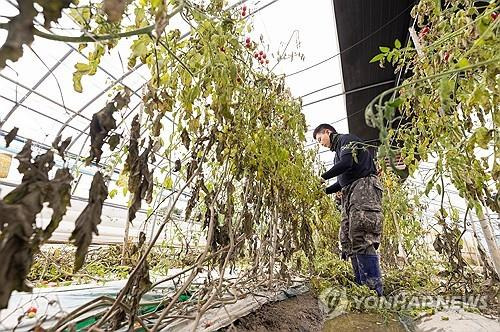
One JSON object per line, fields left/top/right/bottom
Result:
{"left": 218, "top": 291, "right": 500, "bottom": 332}
{"left": 221, "top": 292, "right": 325, "bottom": 332}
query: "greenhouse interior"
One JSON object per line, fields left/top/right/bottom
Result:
{"left": 0, "top": 0, "right": 499, "bottom": 331}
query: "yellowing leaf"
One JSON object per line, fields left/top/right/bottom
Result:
{"left": 131, "top": 38, "right": 148, "bottom": 58}
{"left": 151, "top": 0, "right": 162, "bottom": 8}
{"left": 456, "top": 58, "right": 469, "bottom": 69}
{"left": 74, "top": 62, "right": 90, "bottom": 72}
{"left": 73, "top": 71, "right": 83, "bottom": 93}
{"left": 474, "top": 127, "right": 491, "bottom": 149}
{"left": 109, "top": 189, "right": 118, "bottom": 199}
{"left": 163, "top": 176, "right": 173, "bottom": 189}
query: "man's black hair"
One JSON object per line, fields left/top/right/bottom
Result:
{"left": 312, "top": 123, "right": 337, "bottom": 140}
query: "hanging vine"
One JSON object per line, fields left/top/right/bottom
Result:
{"left": 366, "top": 0, "right": 500, "bottom": 279}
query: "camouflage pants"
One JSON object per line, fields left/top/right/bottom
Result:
{"left": 339, "top": 175, "right": 383, "bottom": 255}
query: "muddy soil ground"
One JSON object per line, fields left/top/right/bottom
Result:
{"left": 221, "top": 292, "right": 325, "bottom": 332}
{"left": 219, "top": 291, "right": 500, "bottom": 332}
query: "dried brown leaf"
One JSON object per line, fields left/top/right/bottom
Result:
{"left": 14, "top": 140, "right": 33, "bottom": 175}
{"left": 52, "top": 135, "right": 72, "bottom": 160}
{"left": 137, "top": 231, "right": 146, "bottom": 249}
{"left": 87, "top": 103, "right": 117, "bottom": 165}
{"left": 103, "top": 0, "right": 127, "bottom": 23}
{"left": 111, "top": 231, "right": 151, "bottom": 329}
{"left": 125, "top": 115, "right": 140, "bottom": 190}
{"left": 180, "top": 128, "right": 190, "bottom": 149}
{"left": 126, "top": 258, "right": 151, "bottom": 329}
{"left": 186, "top": 159, "right": 198, "bottom": 180}
{"left": 151, "top": 113, "right": 163, "bottom": 137}
{"left": 35, "top": 0, "right": 73, "bottom": 28}
{"left": 108, "top": 133, "right": 120, "bottom": 151}
{"left": 123, "top": 116, "right": 153, "bottom": 223}
{"left": 0, "top": 141, "right": 72, "bottom": 309}
{"left": 0, "top": 217, "right": 33, "bottom": 309}
{"left": 114, "top": 88, "right": 131, "bottom": 109}
{"left": 86, "top": 91, "right": 129, "bottom": 165}
{"left": 128, "top": 143, "right": 153, "bottom": 223}
{"left": 0, "top": 1, "right": 37, "bottom": 69}
{"left": 155, "top": 8, "right": 169, "bottom": 38}
{"left": 43, "top": 168, "right": 73, "bottom": 241}
{"left": 110, "top": 231, "right": 151, "bottom": 329}
{"left": 173, "top": 159, "right": 181, "bottom": 172}
{"left": 4, "top": 127, "right": 18, "bottom": 148}
{"left": 70, "top": 172, "right": 108, "bottom": 272}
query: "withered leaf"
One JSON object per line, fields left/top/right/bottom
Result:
{"left": 180, "top": 128, "right": 190, "bottom": 149}
{"left": 137, "top": 231, "right": 146, "bottom": 249}
{"left": 173, "top": 159, "right": 181, "bottom": 172}
{"left": 4, "top": 127, "right": 18, "bottom": 148}
{"left": 31, "top": 150, "right": 55, "bottom": 181}
{"left": 151, "top": 113, "right": 163, "bottom": 137}
{"left": 0, "top": 1, "right": 37, "bottom": 69}
{"left": 35, "top": 0, "right": 74, "bottom": 28}
{"left": 86, "top": 91, "right": 129, "bottom": 165}
{"left": 185, "top": 177, "right": 203, "bottom": 221}
{"left": 125, "top": 115, "right": 140, "bottom": 191}
{"left": 114, "top": 88, "right": 131, "bottom": 109}
{"left": 242, "top": 210, "right": 253, "bottom": 238}
{"left": 0, "top": 141, "right": 72, "bottom": 309}
{"left": 126, "top": 258, "right": 151, "bottom": 330}
{"left": 108, "top": 134, "right": 120, "bottom": 151}
{"left": 128, "top": 144, "right": 153, "bottom": 223}
{"left": 111, "top": 231, "right": 151, "bottom": 330}
{"left": 130, "top": 231, "right": 147, "bottom": 256}
{"left": 155, "top": 8, "right": 170, "bottom": 38}
{"left": 0, "top": 215, "right": 33, "bottom": 309}
{"left": 103, "top": 0, "right": 127, "bottom": 23}
{"left": 52, "top": 135, "right": 72, "bottom": 160}
{"left": 15, "top": 140, "right": 34, "bottom": 175}
{"left": 87, "top": 103, "right": 117, "bottom": 165}
{"left": 70, "top": 172, "right": 108, "bottom": 272}
{"left": 186, "top": 159, "right": 198, "bottom": 180}
{"left": 213, "top": 222, "right": 229, "bottom": 253}
{"left": 125, "top": 116, "right": 154, "bottom": 223}
{"left": 43, "top": 168, "right": 73, "bottom": 241}
{"left": 152, "top": 140, "right": 162, "bottom": 153}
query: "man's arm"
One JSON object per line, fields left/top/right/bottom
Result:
{"left": 325, "top": 182, "right": 341, "bottom": 194}
{"left": 321, "top": 152, "right": 353, "bottom": 180}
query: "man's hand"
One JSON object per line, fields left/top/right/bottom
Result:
{"left": 335, "top": 191, "right": 342, "bottom": 205}
{"left": 340, "top": 251, "right": 348, "bottom": 261}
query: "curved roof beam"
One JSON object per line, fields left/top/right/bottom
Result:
{"left": 0, "top": 49, "right": 73, "bottom": 129}
{"left": 0, "top": 72, "right": 91, "bottom": 121}
{"left": 0, "top": 94, "right": 84, "bottom": 134}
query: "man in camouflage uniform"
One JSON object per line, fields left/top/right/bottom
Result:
{"left": 313, "top": 123, "right": 383, "bottom": 296}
